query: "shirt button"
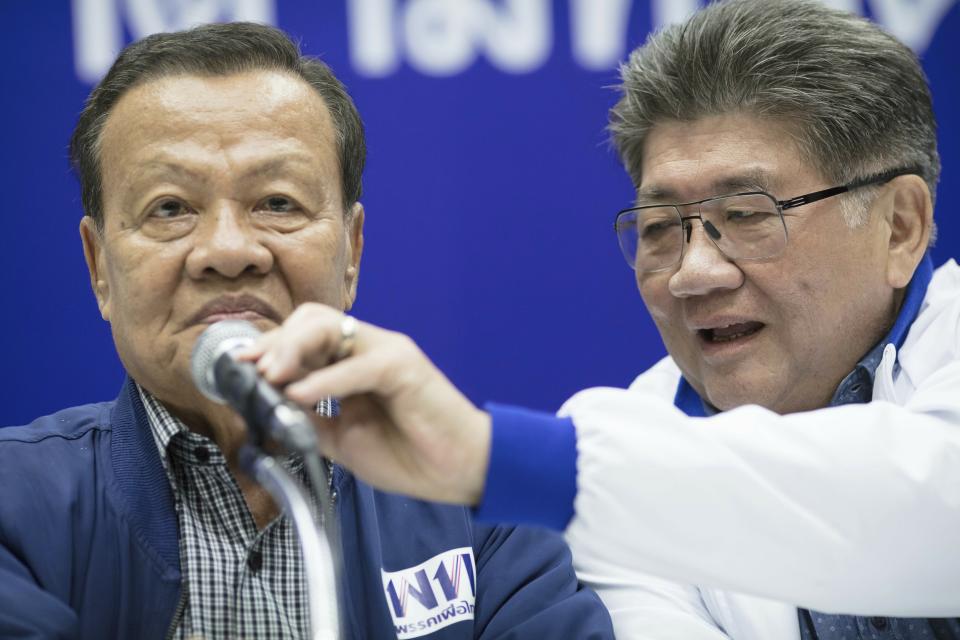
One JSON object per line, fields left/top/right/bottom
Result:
{"left": 247, "top": 550, "right": 263, "bottom": 573}
{"left": 870, "top": 616, "right": 888, "bottom": 630}
{"left": 194, "top": 446, "right": 210, "bottom": 463}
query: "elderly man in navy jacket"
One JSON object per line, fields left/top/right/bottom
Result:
{"left": 0, "top": 22, "right": 613, "bottom": 640}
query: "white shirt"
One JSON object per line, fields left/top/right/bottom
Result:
{"left": 562, "top": 259, "right": 960, "bottom": 639}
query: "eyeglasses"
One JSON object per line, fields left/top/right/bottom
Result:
{"left": 614, "top": 167, "right": 919, "bottom": 272}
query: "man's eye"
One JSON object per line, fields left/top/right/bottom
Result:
{"left": 259, "top": 196, "right": 299, "bottom": 213}
{"left": 149, "top": 199, "right": 190, "bottom": 219}
{"left": 641, "top": 219, "right": 679, "bottom": 239}
{"left": 726, "top": 209, "right": 775, "bottom": 222}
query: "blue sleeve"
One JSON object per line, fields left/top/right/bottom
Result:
{"left": 473, "top": 403, "right": 578, "bottom": 531}
{"left": 470, "top": 523, "right": 614, "bottom": 639}
{"left": 0, "top": 541, "right": 79, "bottom": 639}
{"left": 0, "top": 429, "right": 79, "bottom": 639}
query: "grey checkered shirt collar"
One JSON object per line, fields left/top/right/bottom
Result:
{"left": 138, "top": 384, "right": 185, "bottom": 481}
{"left": 136, "top": 383, "right": 313, "bottom": 639}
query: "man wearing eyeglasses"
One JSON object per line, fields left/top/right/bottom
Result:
{"left": 230, "top": 0, "right": 960, "bottom": 638}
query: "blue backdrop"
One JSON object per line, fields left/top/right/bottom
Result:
{"left": 1, "top": 0, "right": 957, "bottom": 426}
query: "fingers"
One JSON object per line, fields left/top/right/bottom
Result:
{"left": 235, "top": 302, "right": 401, "bottom": 398}
{"left": 284, "top": 352, "right": 386, "bottom": 405}
{"left": 283, "top": 329, "right": 422, "bottom": 404}
{"left": 237, "top": 303, "right": 491, "bottom": 506}
{"left": 233, "top": 304, "right": 352, "bottom": 385}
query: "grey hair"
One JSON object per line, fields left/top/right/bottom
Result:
{"left": 70, "top": 22, "right": 365, "bottom": 232}
{"left": 610, "top": 0, "right": 939, "bottom": 240}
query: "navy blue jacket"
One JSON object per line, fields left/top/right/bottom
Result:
{"left": 0, "top": 379, "right": 613, "bottom": 639}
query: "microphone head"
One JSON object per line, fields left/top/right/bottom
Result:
{"left": 191, "top": 320, "right": 262, "bottom": 403}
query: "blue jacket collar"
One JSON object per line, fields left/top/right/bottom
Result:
{"left": 673, "top": 252, "right": 935, "bottom": 417}
{"left": 110, "top": 377, "right": 181, "bottom": 574}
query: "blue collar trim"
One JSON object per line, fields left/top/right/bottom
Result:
{"left": 674, "top": 374, "right": 708, "bottom": 417}
{"left": 673, "top": 252, "right": 935, "bottom": 417}
{"left": 882, "top": 251, "right": 933, "bottom": 352}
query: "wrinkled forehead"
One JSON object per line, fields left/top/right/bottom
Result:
{"left": 96, "top": 71, "right": 341, "bottom": 204}
{"left": 637, "top": 114, "right": 820, "bottom": 202}
{"left": 99, "top": 70, "right": 337, "bottom": 168}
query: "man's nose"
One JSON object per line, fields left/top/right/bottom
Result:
{"left": 185, "top": 203, "right": 273, "bottom": 279}
{"left": 667, "top": 219, "right": 743, "bottom": 298}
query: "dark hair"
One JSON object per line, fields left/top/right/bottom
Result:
{"left": 610, "top": 0, "right": 939, "bottom": 234}
{"left": 70, "top": 21, "right": 365, "bottom": 230}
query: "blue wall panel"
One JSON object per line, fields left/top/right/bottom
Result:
{"left": 1, "top": 0, "right": 956, "bottom": 425}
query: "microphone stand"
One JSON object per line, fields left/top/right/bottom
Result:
{"left": 191, "top": 322, "right": 342, "bottom": 638}
{"left": 239, "top": 442, "right": 341, "bottom": 640}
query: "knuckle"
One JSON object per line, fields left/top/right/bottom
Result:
{"left": 392, "top": 332, "right": 420, "bottom": 356}
{"left": 285, "top": 304, "right": 311, "bottom": 326}
{"left": 380, "top": 334, "right": 428, "bottom": 386}
{"left": 288, "top": 302, "right": 336, "bottom": 333}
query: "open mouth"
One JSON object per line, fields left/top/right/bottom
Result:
{"left": 698, "top": 321, "right": 765, "bottom": 344}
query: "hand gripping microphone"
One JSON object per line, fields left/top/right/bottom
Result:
{"left": 191, "top": 320, "right": 317, "bottom": 453}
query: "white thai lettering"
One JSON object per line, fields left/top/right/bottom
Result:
{"left": 346, "top": 0, "right": 398, "bottom": 76}
{"left": 71, "top": 0, "right": 275, "bottom": 83}
{"left": 72, "top": 0, "right": 956, "bottom": 83}
{"left": 570, "top": 0, "right": 632, "bottom": 70}
{"left": 651, "top": 0, "right": 700, "bottom": 28}
{"left": 869, "top": 0, "right": 957, "bottom": 51}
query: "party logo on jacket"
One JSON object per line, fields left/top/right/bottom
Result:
{"left": 381, "top": 547, "right": 476, "bottom": 638}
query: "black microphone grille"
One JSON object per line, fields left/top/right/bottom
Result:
{"left": 190, "top": 320, "right": 262, "bottom": 403}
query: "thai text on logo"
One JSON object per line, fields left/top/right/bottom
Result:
{"left": 72, "top": 1, "right": 954, "bottom": 83}
{"left": 381, "top": 547, "right": 476, "bottom": 638}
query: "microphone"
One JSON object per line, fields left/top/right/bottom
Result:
{"left": 191, "top": 320, "right": 317, "bottom": 452}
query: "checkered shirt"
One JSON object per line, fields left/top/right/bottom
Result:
{"left": 139, "top": 385, "right": 331, "bottom": 640}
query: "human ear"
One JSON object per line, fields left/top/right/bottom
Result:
{"left": 342, "top": 202, "right": 365, "bottom": 311}
{"left": 79, "top": 216, "right": 111, "bottom": 321}
{"left": 884, "top": 174, "right": 933, "bottom": 289}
